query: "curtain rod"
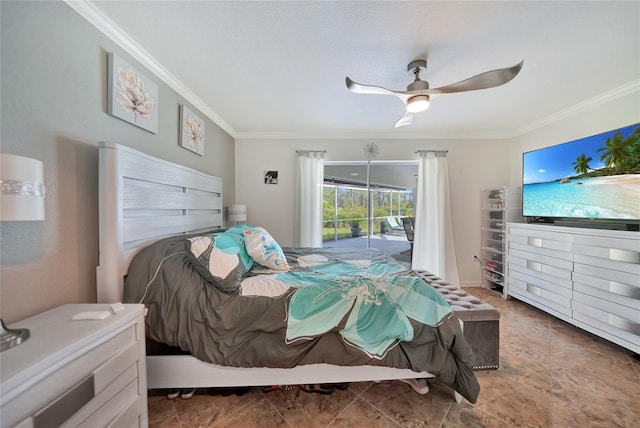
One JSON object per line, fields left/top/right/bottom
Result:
{"left": 296, "top": 150, "right": 327, "bottom": 154}
{"left": 416, "top": 150, "right": 448, "bottom": 157}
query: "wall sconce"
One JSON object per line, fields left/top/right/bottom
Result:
{"left": 1, "top": 154, "right": 45, "bottom": 221}
{"left": 228, "top": 204, "right": 247, "bottom": 225}
{"left": 0, "top": 153, "right": 45, "bottom": 351}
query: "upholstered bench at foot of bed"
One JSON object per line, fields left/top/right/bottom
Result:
{"left": 412, "top": 271, "right": 501, "bottom": 370}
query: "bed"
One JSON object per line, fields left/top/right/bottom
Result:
{"left": 97, "top": 142, "right": 480, "bottom": 403}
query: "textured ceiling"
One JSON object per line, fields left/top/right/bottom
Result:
{"left": 82, "top": 1, "right": 639, "bottom": 139}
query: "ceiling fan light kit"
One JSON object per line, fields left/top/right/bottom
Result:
{"left": 406, "top": 95, "right": 430, "bottom": 113}
{"left": 346, "top": 58, "right": 523, "bottom": 128}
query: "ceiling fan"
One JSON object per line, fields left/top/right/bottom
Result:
{"left": 345, "top": 59, "right": 524, "bottom": 128}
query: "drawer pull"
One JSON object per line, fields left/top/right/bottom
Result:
{"left": 609, "top": 281, "right": 640, "bottom": 300}
{"left": 33, "top": 375, "right": 94, "bottom": 428}
{"left": 526, "top": 283, "right": 542, "bottom": 296}
{"left": 607, "top": 313, "right": 640, "bottom": 336}
{"left": 609, "top": 248, "right": 640, "bottom": 264}
{"left": 527, "top": 261, "right": 542, "bottom": 272}
{"left": 527, "top": 237, "right": 543, "bottom": 247}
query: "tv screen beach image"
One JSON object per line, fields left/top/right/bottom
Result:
{"left": 522, "top": 123, "right": 640, "bottom": 220}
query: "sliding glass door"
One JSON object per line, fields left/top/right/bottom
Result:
{"left": 322, "top": 161, "right": 417, "bottom": 249}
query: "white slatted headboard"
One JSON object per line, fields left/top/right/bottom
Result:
{"left": 97, "top": 142, "right": 223, "bottom": 303}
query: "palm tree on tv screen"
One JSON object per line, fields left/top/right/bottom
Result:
{"left": 572, "top": 153, "right": 593, "bottom": 176}
{"left": 597, "top": 131, "right": 631, "bottom": 174}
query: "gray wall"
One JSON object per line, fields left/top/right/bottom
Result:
{"left": 1, "top": 1, "right": 236, "bottom": 323}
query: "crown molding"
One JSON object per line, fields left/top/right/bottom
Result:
{"left": 510, "top": 79, "right": 640, "bottom": 138}
{"left": 64, "top": 0, "right": 237, "bottom": 138}
{"left": 234, "top": 130, "right": 513, "bottom": 141}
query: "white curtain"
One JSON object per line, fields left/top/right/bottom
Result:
{"left": 412, "top": 151, "right": 460, "bottom": 286}
{"left": 294, "top": 150, "right": 325, "bottom": 247}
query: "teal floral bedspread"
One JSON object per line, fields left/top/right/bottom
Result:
{"left": 270, "top": 257, "right": 452, "bottom": 358}
{"left": 125, "top": 239, "right": 480, "bottom": 404}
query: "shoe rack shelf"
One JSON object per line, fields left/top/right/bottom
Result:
{"left": 481, "top": 186, "right": 523, "bottom": 297}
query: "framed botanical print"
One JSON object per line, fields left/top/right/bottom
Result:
{"left": 107, "top": 52, "right": 159, "bottom": 134}
{"left": 179, "top": 105, "right": 205, "bottom": 155}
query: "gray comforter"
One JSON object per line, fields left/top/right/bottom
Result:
{"left": 123, "top": 234, "right": 480, "bottom": 403}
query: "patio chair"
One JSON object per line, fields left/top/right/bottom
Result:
{"left": 401, "top": 217, "right": 414, "bottom": 256}
{"left": 385, "top": 216, "right": 404, "bottom": 231}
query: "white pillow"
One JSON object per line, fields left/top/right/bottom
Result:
{"left": 240, "top": 275, "right": 291, "bottom": 298}
{"left": 243, "top": 226, "right": 290, "bottom": 271}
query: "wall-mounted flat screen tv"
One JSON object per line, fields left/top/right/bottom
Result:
{"left": 522, "top": 123, "right": 640, "bottom": 223}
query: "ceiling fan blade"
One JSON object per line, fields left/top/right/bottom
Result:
{"left": 395, "top": 111, "right": 413, "bottom": 128}
{"left": 346, "top": 77, "right": 411, "bottom": 102}
{"left": 427, "top": 60, "right": 524, "bottom": 94}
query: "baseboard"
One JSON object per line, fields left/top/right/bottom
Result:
{"left": 460, "top": 281, "right": 481, "bottom": 288}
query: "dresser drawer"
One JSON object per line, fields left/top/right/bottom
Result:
{"left": 572, "top": 299, "right": 640, "bottom": 344}
{"left": 507, "top": 229, "right": 573, "bottom": 252}
{"left": 573, "top": 262, "right": 640, "bottom": 288}
{"left": 507, "top": 276, "right": 572, "bottom": 316}
{"left": 573, "top": 290, "right": 639, "bottom": 324}
{"left": 507, "top": 248, "right": 573, "bottom": 280}
{"left": 66, "top": 376, "right": 138, "bottom": 428}
{"left": 508, "top": 240, "right": 573, "bottom": 263}
{"left": 573, "top": 270, "right": 640, "bottom": 311}
{"left": 60, "top": 345, "right": 141, "bottom": 427}
{"left": 508, "top": 261, "right": 573, "bottom": 290}
{"left": 508, "top": 265, "right": 572, "bottom": 297}
{"left": 572, "top": 234, "right": 640, "bottom": 254}
{"left": 1, "top": 304, "right": 147, "bottom": 428}
{"left": 573, "top": 252, "right": 640, "bottom": 277}
{"left": 2, "top": 326, "right": 138, "bottom": 428}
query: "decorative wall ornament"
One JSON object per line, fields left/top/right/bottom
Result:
{"left": 364, "top": 143, "right": 379, "bottom": 160}
{"left": 264, "top": 170, "right": 278, "bottom": 184}
{"left": 107, "top": 52, "right": 158, "bottom": 134}
{"left": 179, "top": 105, "right": 205, "bottom": 155}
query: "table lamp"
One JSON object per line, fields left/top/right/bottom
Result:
{"left": 228, "top": 204, "right": 247, "bottom": 225}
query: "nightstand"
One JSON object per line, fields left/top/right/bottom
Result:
{"left": 0, "top": 304, "right": 147, "bottom": 427}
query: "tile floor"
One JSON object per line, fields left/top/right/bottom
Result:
{"left": 147, "top": 288, "right": 640, "bottom": 427}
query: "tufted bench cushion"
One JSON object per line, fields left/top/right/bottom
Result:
{"left": 413, "top": 270, "right": 500, "bottom": 370}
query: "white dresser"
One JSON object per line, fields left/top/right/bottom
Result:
{"left": 506, "top": 223, "right": 639, "bottom": 354}
{"left": 0, "top": 304, "right": 147, "bottom": 428}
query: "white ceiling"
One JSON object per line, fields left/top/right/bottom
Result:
{"left": 78, "top": 1, "right": 639, "bottom": 139}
